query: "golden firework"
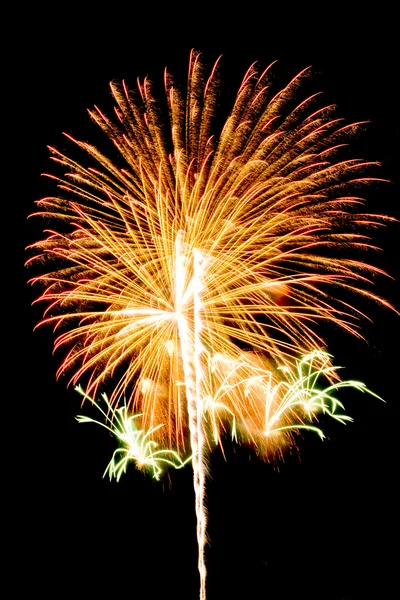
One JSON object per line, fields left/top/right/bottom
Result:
{"left": 28, "top": 51, "right": 391, "bottom": 451}
{"left": 27, "top": 51, "right": 394, "bottom": 600}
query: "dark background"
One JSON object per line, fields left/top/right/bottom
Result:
{"left": 13, "top": 6, "right": 398, "bottom": 599}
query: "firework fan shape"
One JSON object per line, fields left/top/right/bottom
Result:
{"left": 27, "top": 50, "right": 392, "bottom": 599}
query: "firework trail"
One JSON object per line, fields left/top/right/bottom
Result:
{"left": 27, "top": 50, "right": 392, "bottom": 599}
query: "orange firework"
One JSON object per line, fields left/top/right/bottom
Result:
{"left": 27, "top": 51, "right": 394, "bottom": 600}
{"left": 27, "top": 51, "right": 391, "bottom": 451}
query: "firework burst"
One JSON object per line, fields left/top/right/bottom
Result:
{"left": 27, "top": 51, "right": 392, "bottom": 599}
{"left": 28, "top": 52, "right": 390, "bottom": 445}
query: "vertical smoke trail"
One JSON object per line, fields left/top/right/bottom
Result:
{"left": 175, "top": 232, "right": 207, "bottom": 599}
{"left": 193, "top": 248, "right": 207, "bottom": 599}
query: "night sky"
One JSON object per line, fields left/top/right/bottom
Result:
{"left": 15, "top": 7, "right": 398, "bottom": 600}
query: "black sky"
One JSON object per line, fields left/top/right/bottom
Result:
{"left": 14, "top": 6, "right": 399, "bottom": 600}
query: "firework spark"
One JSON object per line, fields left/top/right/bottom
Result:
{"left": 27, "top": 51, "right": 392, "bottom": 599}
{"left": 77, "top": 350, "right": 381, "bottom": 475}
{"left": 75, "top": 385, "right": 191, "bottom": 481}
